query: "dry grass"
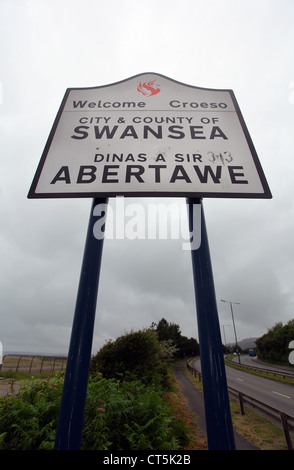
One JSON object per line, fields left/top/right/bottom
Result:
{"left": 184, "top": 364, "right": 290, "bottom": 451}
{"left": 230, "top": 400, "right": 288, "bottom": 450}
{"left": 165, "top": 371, "right": 208, "bottom": 450}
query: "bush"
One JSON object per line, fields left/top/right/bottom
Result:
{"left": 0, "top": 375, "right": 64, "bottom": 450}
{"left": 90, "top": 329, "right": 167, "bottom": 388}
{"left": 82, "top": 375, "right": 184, "bottom": 450}
{"left": 0, "top": 373, "right": 189, "bottom": 450}
{"left": 0, "top": 324, "right": 192, "bottom": 450}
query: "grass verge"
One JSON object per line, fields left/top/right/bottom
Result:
{"left": 184, "top": 362, "right": 290, "bottom": 450}
{"left": 225, "top": 357, "right": 294, "bottom": 385}
{"left": 164, "top": 361, "right": 207, "bottom": 450}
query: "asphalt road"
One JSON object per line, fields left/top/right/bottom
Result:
{"left": 233, "top": 355, "right": 294, "bottom": 375}
{"left": 193, "top": 358, "right": 294, "bottom": 417}
{"left": 174, "top": 361, "right": 259, "bottom": 450}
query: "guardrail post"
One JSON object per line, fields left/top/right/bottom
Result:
{"left": 238, "top": 392, "right": 245, "bottom": 416}
{"left": 280, "top": 412, "right": 293, "bottom": 450}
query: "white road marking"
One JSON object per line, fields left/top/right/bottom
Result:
{"left": 236, "top": 378, "right": 244, "bottom": 382}
{"left": 272, "top": 391, "right": 291, "bottom": 399}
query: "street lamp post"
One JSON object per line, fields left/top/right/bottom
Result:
{"left": 222, "top": 324, "right": 231, "bottom": 354}
{"left": 221, "top": 300, "right": 240, "bottom": 364}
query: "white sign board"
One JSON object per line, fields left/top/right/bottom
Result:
{"left": 28, "top": 73, "right": 271, "bottom": 199}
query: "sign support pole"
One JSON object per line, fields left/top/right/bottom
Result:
{"left": 54, "top": 197, "right": 108, "bottom": 450}
{"left": 187, "top": 197, "right": 235, "bottom": 450}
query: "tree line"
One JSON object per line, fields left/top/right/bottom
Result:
{"left": 90, "top": 317, "right": 294, "bottom": 370}
{"left": 255, "top": 319, "right": 294, "bottom": 365}
{"left": 90, "top": 318, "right": 199, "bottom": 386}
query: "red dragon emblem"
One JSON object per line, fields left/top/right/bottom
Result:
{"left": 137, "top": 80, "right": 160, "bottom": 96}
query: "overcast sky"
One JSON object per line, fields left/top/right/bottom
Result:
{"left": 1, "top": 0, "right": 294, "bottom": 355}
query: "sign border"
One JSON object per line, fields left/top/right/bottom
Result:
{"left": 28, "top": 72, "right": 272, "bottom": 199}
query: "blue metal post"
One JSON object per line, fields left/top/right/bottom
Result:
{"left": 54, "top": 197, "right": 108, "bottom": 450}
{"left": 187, "top": 197, "right": 235, "bottom": 450}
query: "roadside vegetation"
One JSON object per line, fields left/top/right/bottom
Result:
{"left": 2, "top": 318, "right": 292, "bottom": 450}
{"left": 184, "top": 361, "right": 289, "bottom": 450}
{"left": 224, "top": 356, "right": 294, "bottom": 385}
{"left": 255, "top": 320, "right": 294, "bottom": 366}
{"left": 0, "top": 318, "right": 204, "bottom": 450}
{"left": 224, "top": 319, "right": 294, "bottom": 385}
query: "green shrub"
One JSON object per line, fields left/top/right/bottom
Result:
{"left": 81, "top": 375, "right": 183, "bottom": 450}
{"left": 0, "top": 375, "right": 63, "bottom": 450}
{"left": 0, "top": 373, "right": 189, "bottom": 450}
{"left": 90, "top": 329, "right": 165, "bottom": 388}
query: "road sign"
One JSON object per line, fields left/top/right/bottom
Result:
{"left": 29, "top": 73, "right": 272, "bottom": 450}
{"left": 28, "top": 73, "right": 271, "bottom": 199}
